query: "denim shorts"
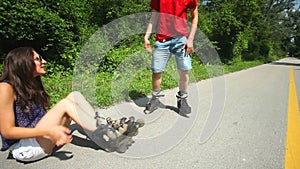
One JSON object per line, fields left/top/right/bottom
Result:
{"left": 151, "top": 36, "right": 192, "bottom": 73}
{"left": 11, "top": 138, "right": 49, "bottom": 162}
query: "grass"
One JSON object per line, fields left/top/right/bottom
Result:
{"left": 0, "top": 37, "right": 265, "bottom": 109}
{"left": 42, "top": 58, "right": 264, "bottom": 108}
{"left": 0, "top": 48, "right": 264, "bottom": 109}
{"left": 223, "top": 60, "right": 263, "bottom": 73}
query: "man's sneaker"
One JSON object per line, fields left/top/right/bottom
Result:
{"left": 176, "top": 92, "right": 191, "bottom": 114}
{"left": 144, "top": 92, "right": 164, "bottom": 114}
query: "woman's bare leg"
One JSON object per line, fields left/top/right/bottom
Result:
{"left": 35, "top": 91, "right": 97, "bottom": 153}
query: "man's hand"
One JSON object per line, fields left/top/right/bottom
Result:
{"left": 144, "top": 10, "right": 158, "bottom": 53}
{"left": 184, "top": 6, "right": 198, "bottom": 57}
{"left": 144, "top": 38, "right": 152, "bottom": 53}
{"left": 183, "top": 39, "right": 194, "bottom": 56}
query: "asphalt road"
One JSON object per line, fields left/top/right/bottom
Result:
{"left": 0, "top": 57, "right": 299, "bottom": 169}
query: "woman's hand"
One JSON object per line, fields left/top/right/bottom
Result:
{"left": 49, "top": 126, "right": 73, "bottom": 147}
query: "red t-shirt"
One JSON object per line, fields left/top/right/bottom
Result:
{"left": 150, "top": 0, "right": 198, "bottom": 41}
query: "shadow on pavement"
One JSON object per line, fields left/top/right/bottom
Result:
{"left": 68, "top": 124, "right": 105, "bottom": 151}
{"left": 51, "top": 150, "right": 74, "bottom": 161}
{"left": 70, "top": 135, "right": 102, "bottom": 151}
{"left": 269, "top": 61, "right": 300, "bottom": 67}
{"left": 134, "top": 97, "right": 189, "bottom": 118}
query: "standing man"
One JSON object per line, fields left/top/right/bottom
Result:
{"left": 144, "top": 0, "right": 198, "bottom": 114}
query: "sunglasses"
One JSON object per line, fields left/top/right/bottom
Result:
{"left": 34, "top": 55, "right": 44, "bottom": 61}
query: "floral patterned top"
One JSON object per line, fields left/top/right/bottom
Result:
{"left": 0, "top": 80, "right": 46, "bottom": 151}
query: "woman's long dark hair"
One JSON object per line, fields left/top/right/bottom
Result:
{"left": 0, "top": 47, "right": 50, "bottom": 112}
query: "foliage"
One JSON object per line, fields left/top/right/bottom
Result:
{"left": 42, "top": 57, "right": 263, "bottom": 108}
{"left": 0, "top": 0, "right": 299, "bottom": 107}
{"left": 283, "top": 6, "right": 300, "bottom": 57}
{"left": 0, "top": 0, "right": 97, "bottom": 67}
{"left": 90, "top": 0, "right": 150, "bottom": 26}
{"left": 42, "top": 69, "right": 73, "bottom": 106}
{"left": 202, "top": 0, "right": 298, "bottom": 63}
{"left": 1, "top": 0, "right": 298, "bottom": 65}
{"left": 98, "top": 35, "right": 145, "bottom": 73}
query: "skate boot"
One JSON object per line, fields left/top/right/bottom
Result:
{"left": 106, "top": 117, "right": 126, "bottom": 129}
{"left": 176, "top": 92, "right": 191, "bottom": 114}
{"left": 109, "top": 116, "right": 144, "bottom": 153}
{"left": 110, "top": 135, "right": 134, "bottom": 153}
{"left": 123, "top": 116, "right": 145, "bottom": 137}
{"left": 144, "top": 90, "right": 164, "bottom": 114}
{"left": 94, "top": 111, "right": 106, "bottom": 127}
{"left": 92, "top": 111, "right": 145, "bottom": 153}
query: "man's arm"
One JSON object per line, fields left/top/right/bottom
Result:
{"left": 185, "top": 6, "right": 198, "bottom": 56}
{"left": 144, "top": 10, "right": 159, "bottom": 53}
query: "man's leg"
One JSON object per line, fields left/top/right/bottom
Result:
{"left": 178, "top": 69, "right": 189, "bottom": 92}
{"left": 145, "top": 39, "right": 171, "bottom": 114}
{"left": 152, "top": 72, "right": 162, "bottom": 91}
{"left": 177, "top": 69, "right": 191, "bottom": 114}
{"left": 145, "top": 72, "right": 164, "bottom": 113}
{"left": 171, "top": 36, "right": 192, "bottom": 114}
{"left": 152, "top": 72, "right": 164, "bottom": 96}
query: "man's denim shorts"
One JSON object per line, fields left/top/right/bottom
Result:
{"left": 151, "top": 36, "right": 192, "bottom": 73}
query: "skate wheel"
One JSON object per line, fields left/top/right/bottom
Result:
{"left": 117, "top": 147, "right": 127, "bottom": 153}
{"left": 125, "top": 116, "right": 135, "bottom": 127}
{"left": 106, "top": 117, "right": 113, "bottom": 124}
{"left": 117, "top": 143, "right": 129, "bottom": 153}
{"left": 136, "top": 119, "right": 145, "bottom": 128}
{"left": 119, "top": 117, "right": 127, "bottom": 125}
{"left": 128, "top": 116, "right": 135, "bottom": 122}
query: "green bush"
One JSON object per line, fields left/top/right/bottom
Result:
{"left": 0, "top": 0, "right": 97, "bottom": 67}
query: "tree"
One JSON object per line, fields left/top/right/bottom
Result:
{"left": 201, "top": 0, "right": 297, "bottom": 63}
{"left": 90, "top": 0, "right": 150, "bottom": 26}
{"left": 0, "top": 0, "right": 97, "bottom": 68}
{"left": 282, "top": 6, "right": 300, "bottom": 57}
